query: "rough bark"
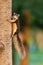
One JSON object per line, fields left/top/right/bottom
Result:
{"left": 0, "top": 0, "right": 12, "bottom": 65}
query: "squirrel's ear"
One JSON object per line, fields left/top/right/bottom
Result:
{"left": 18, "top": 14, "right": 20, "bottom": 17}
{"left": 13, "top": 12, "right": 16, "bottom": 15}
{"left": 13, "top": 12, "right": 20, "bottom": 17}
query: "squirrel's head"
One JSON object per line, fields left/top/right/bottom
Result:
{"left": 10, "top": 13, "right": 20, "bottom": 23}
{"left": 13, "top": 13, "right": 20, "bottom": 21}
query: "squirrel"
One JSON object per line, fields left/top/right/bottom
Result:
{"left": 9, "top": 13, "right": 26, "bottom": 59}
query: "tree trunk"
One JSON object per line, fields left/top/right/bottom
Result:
{"left": 0, "top": 0, "right": 12, "bottom": 65}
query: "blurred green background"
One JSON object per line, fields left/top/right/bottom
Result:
{"left": 12, "top": 0, "right": 43, "bottom": 29}
{"left": 12, "top": 0, "right": 43, "bottom": 65}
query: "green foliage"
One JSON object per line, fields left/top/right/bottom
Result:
{"left": 12, "top": 0, "right": 43, "bottom": 20}
{"left": 12, "top": 0, "right": 43, "bottom": 29}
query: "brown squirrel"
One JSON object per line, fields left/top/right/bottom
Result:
{"left": 9, "top": 13, "right": 26, "bottom": 59}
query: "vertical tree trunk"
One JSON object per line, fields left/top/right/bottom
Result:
{"left": 0, "top": 0, "right": 12, "bottom": 65}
